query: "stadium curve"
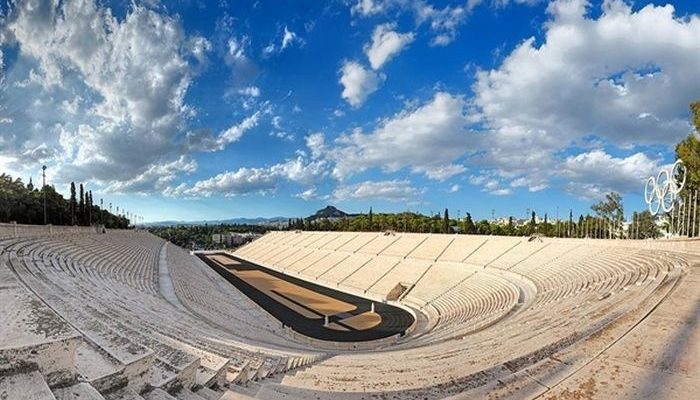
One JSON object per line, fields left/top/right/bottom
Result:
{"left": 0, "top": 224, "right": 698, "bottom": 400}
{"left": 197, "top": 252, "right": 415, "bottom": 342}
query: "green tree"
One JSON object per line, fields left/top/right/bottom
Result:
{"left": 369, "top": 207, "right": 373, "bottom": 231}
{"left": 443, "top": 208, "right": 449, "bottom": 233}
{"left": 633, "top": 211, "right": 660, "bottom": 239}
{"left": 592, "top": 192, "right": 624, "bottom": 238}
{"left": 464, "top": 212, "right": 476, "bottom": 234}
{"left": 70, "top": 182, "right": 77, "bottom": 225}
{"left": 78, "top": 183, "right": 85, "bottom": 225}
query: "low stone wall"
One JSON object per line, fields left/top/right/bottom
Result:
{"left": 0, "top": 222, "right": 103, "bottom": 238}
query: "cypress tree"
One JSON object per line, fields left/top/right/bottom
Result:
{"left": 443, "top": 208, "right": 449, "bottom": 234}
{"left": 79, "top": 184, "right": 85, "bottom": 225}
{"left": 70, "top": 182, "right": 77, "bottom": 225}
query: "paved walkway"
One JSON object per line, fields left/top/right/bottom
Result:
{"left": 538, "top": 256, "right": 700, "bottom": 399}
{"left": 158, "top": 243, "right": 188, "bottom": 313}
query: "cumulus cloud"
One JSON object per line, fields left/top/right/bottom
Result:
{"left": 474, "top": 0, "right": 699, "bottom": 149}
{"left": 169, "top": 156, "right": 329, "bottom": 197}
{"left": 0, "top": 0, "right": 210, "bottom": 191}
{"left": 339, "top": 61, "right": 384, "bottom": 107}
{"left": 470, "top": 0, "right": 699, "bottom": 193}
{"left": 332, "top": 179, "right": 425, "bottom": 202}
{"left": 320, "top": 92, "right": 473, "bottom": 180}
{"left": 560, "top": 149, "right": 660, "bottom": 200}
{"left": 365, "top": 24, "right": 415, "bottom": 70}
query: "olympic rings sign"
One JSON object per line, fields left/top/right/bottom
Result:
{"left": 644, "top": 160, "right": 686, "bottom": 216}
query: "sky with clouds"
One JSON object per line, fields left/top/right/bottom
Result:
{"left": 0, "top": 0, "right": 698, "bottom": 222}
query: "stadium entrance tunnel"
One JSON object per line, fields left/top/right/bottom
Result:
{"left": 197, "top": 253, "right": 415, "bottom": 342}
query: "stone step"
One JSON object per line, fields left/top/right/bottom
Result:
{"left": 0, "top": 255, "right": 82, "bottom": 387}
{"left": 218, "top": 391, "right": 256, "bottom": 400}
{"left": 53, "top": 383, "right": 106, "bottom": 400}
{"left": 73, "top": 341, "right": 127, "bottom": 392}
{"left": 142, "top": 389, "right": 177, "bottom": 400}
{"left": 104, "top": 387, "right": 148, "bottom": 400}
{"left": 0, "top": 370, "right": 57, "bottom": 400}
{"left": 172, "top": 388, "right": 208, "bottom": 400}
{"left": 193, "top": 387, "right": 222, "bottom": 400}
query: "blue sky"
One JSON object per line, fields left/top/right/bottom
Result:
{"left": 0, "top": 0, "right": 698, "bottom": 222}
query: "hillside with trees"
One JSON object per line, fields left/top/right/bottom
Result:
{"left": 0, "top": 174, "right": 129, "bottom": 228}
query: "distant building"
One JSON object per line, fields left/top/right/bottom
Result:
{"left": 212, "top": 232, "right": 261, "bottom": 247}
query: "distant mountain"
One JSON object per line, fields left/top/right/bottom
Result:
{"left": 309, "top": 206, "right": 353, "bottom": 220}
{"left": 142, "top": 205, "right": 357, "bottom": 227}
{"left": 143, "top": 216, "right": 289, "bottom": 227}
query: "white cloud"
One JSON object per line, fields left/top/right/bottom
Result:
{"left": 448, "top": 184, "right": 460, "bottom": 193}
{"left": 365, "top": 24, "right": 415, "bottom": 70}
{"left": 339, "top": 61, "right": 384, "bottom": 107}
{"left": 470, "top": 0, "right": 699, "bottom": 193}
{"left": 321, "top": 92, "right": 473, "bottom": 180}
{"left": 295, "top": 187, "right": 318, "bottom": 201}
{"left": 332, "top": 179, "right": 425, "bottom": 202}
{"left": 236, "top": 86, "right": 261, "bottom": 97}
{"left": 181, "top": 166, "right": 280, "bottom": 197}
{"left": 414, "top": 164, "right": 465, "bottom": 181}
{"left": 0, "top": 0, "right": 209, "bottom": 191}
{"left": 473, "top": 0, "right": 699, "bottom": 149}
{"left": 262, "top": 25, "right": 301, "bottom": 56}
{"left": 560, "top": 149, "right": 659, "bottom": 199}
{"left": 186, "top": 112, "right": 261, "bottom": 152}
{"left": 169, "top": 155, "right": 328, "bottom": 198}
{"left": 351, "top": 0, "right": 386, "bottom": 16}
{"left": 281, "top": 26, "right": 298, "bottom": 50}
{"left": 350, "top": 0, "right": 476, "bottom": 46}
{"left": 105, "top": 156, "right": 197, "bottom": 194}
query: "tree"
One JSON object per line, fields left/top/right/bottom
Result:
{"left": 528, "top": 211, "right": 536, "bottom": 235}
{"left": 0, "top": 173, "right": 124, "bottom": 228}
{"left": 70, "top": 182, "right": 77, "bottom": 225}
{"left": 443, "top": 208, "right": 449, "bottom": 233}
{"left": 464, "top": 212, "right": 476, "bottom": 234}
{"left": 675, "top": 135, "right": 700, "bottom": 196}
{"left": 592, "top": 192, "right": 624, "bottom": 238}
{"left": 369, "top": 207, "right": 373, "bottom": 231}
{"left": 634, "top": 211, "right": 660, "bottom": 239}
{"left": 79, "top": 183, "right": 85, "bottom": 225}
{"left": 88, "top": 190, "right": 93, "bottom": 225}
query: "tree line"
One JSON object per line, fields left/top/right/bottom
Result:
{"left": 287, "top": 193, "right": 661, "bottom": 239}
{"left": 148, "top": 224, "right": 268, "bottom": 249}
{"left": 0, "top": 174, "right": 130, "bottom": 229}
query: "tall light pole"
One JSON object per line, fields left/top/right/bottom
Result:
{"left": 42, "top": 165, "right": 47, "bottom": 225}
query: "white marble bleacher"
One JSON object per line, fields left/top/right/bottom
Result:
{"left": 3, "top": 226, "right": 696, "bottom": 400}
{"left": 228, "top": 231, "right": 694, "bottom": 399}
{"left": 0, "top": 229, "right": 326, "bottom": 400}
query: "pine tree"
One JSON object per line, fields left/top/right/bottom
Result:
{"left": 27, "top": 178, "right": 34, "bottom": 191}
{"left": 368, "top": 207, "right": 373, "bottom": 231}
